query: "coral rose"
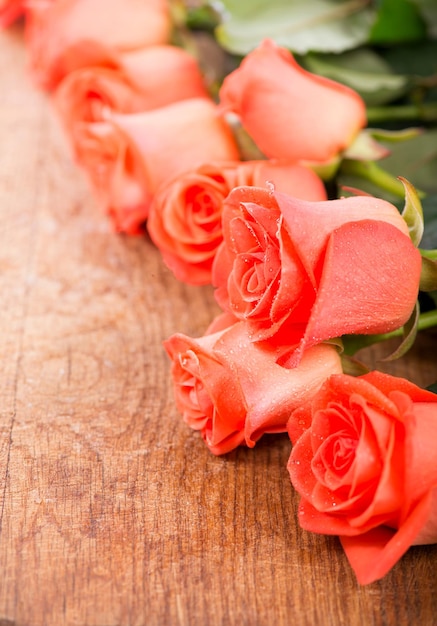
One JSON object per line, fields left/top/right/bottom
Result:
{"left": 212, "top": 186, "right": 421, "bottom": 364}
{"left": 54, "top": 45, "right": 209, "bottom": 133}
{"left": 0, "top": 0, "right": 24, "bottom": 27}
{"left": 219, "top": 39, "right": 366, "bottom": 164}
{"left": 148, "top": 160, "right": 327, "bottom": 285}
{"left": 25, "top": 0, "right": 171, "bottom": 89}
{"left": 54, "top": 45, "right": 210, "bottom": 216}
{"left": 164, "top": 321, "right": 342, "bottom": 455}
{"left": 72, "top": 98, "right": 240, "bottom": 233}
{"left": 287, "top": 372, "right": 437, "bottom": 584}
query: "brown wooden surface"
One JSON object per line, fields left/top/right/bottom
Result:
{"left": 1, "top": 25, "right": 437, "bottom": 626}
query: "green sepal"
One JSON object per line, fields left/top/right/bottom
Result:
{"left": 325, "top": 337, "right": 345, "bottom": 353}
{"left": 341, "top": 302, "right": 419, "bottom": 360}
{"left": 400, "top": 177, "right": 424, "bottom": 247}
{"left": 420, "top": 254, "right": 437, "bottom": 292}
{"left": 343, "top": 130, "right": 390, "bottom": 162}
{"left": 340, "top": 354, "right": 371, "bottom": 376}
{"left": 225, "top": 114, "right": 266, "bottom": 161}
{"left": 304, "top": 155, "right": 341, "bottom": 181}
{"left": 367, "top": 127, "right": 423, "bottom": 144}
{"left": 380, "top": 301, "right": 420, "bottom": 362}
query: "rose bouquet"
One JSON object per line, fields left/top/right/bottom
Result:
{"left": 4, "top": 0, "right": 437, "bottom": 585}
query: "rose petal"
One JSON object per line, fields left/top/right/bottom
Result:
{"left": 414, "top": 487, "right": 437, "bottom": 544}
{"left": 148, "top": 161, "right": 326, "bottom": 285}
{"left": 212, "top": 323, "right": 342, "bottom": 447}
{"left": 340, "top": 493, "right": 432, "bottom": 584}
{"left": 275, "top": 192, "right": 410, "bottom": 283}
{"left": 164, "top": 330, "right": 247, "bottom": 455}
{"left": 295, "top": 220, "right": 421, "bottom": 359}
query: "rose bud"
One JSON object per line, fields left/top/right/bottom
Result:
{"left": 219, "top": 38, "right": 366, "bottom": 164}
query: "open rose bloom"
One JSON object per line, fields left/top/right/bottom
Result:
{"left": 148, "top": 160, "right": 327, "bottom": 285}
{"left": 288, "top": 372, "right": 437, "bottom": 584}
{"left": 213, "top": 186, "right": 422, "bottom": 364}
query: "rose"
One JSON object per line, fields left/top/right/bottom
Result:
{"left": 0, "top": 0, "right": 24, "bottom": 27}
{"left": 71, "top": 97, "right": 240, "bottom": 234}
{"left": 147, "top": 160, "right": 327, "bottom": 285}
{"left": 53, "top": 45, "right": 211, "bottom": 227}
{"left": 219, "top": 39, "right": 366, "bottom": 164}
{"left": 164, "top": 320, "right": 342, "bottom": 455}
{"left": 54, "top": 44, "right": 209, "bottom": 130}
{"left": 25, "top": 0, "right": 171, "bottom": 90}
{"left": 212, "top": 186, "right": 422, "bottom": 364}
{"left": 287, "top": 372, "right": 437, "bottom": 584}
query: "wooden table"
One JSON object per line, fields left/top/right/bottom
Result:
{"left": 1, "top": 25, "right": 436, "bottom": 626}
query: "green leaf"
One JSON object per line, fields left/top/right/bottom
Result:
{"left": 212, "top": 0, "right": 376, "bottom": 56}
{"left": 381, "top": 40, "right": 437, "bottom": 77}
{"left": 409, "top": 0, "right": 437, "bottom": 38}
{"left": 376, "top": 130, "right": 437, "bottom": 196}
{"left": 369, "top": 39, "right": 437, "bottom": 110}
{"left": 369, "top": 0, "right": 427, "bottom": 45}
{"left": 426, "top": 382, "right": 437, "bottom": 394}
{"left": 184, "top": 4, "right": 220, "bottom": 30}
{"left": 420, "top": 195, "right": 437, "bottom": 250}
{"left": 302, "top": 48, "right": 410, "bottom": 105}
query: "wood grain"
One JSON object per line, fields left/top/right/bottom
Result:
{"left": 0, "top": 25, "right": 436, "bottom": 626}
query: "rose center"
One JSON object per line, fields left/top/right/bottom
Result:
{"left": 331, "top": 436, "right": 357, "bottom": 473}
{"left": 186, "top": 185, "right": 221, "bottom": 234}
{"left": 179, "top": 351, "right": 214, "bottom": 418}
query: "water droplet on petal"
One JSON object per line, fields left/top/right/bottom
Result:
{"left": 266, "top": 180, "right": 275, "bottom": 195}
